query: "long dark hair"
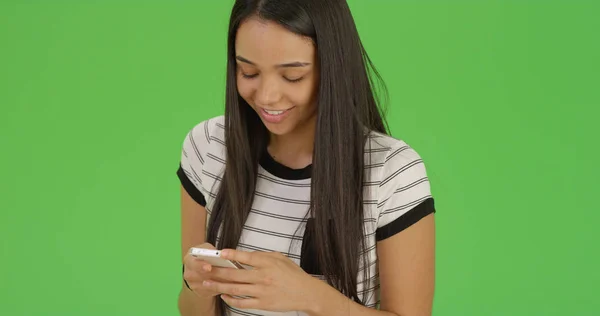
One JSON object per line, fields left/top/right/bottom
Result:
{"left": 207, "top": 0, "right": 388, "bottom": 313}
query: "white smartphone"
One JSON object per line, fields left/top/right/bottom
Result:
{"left": 189, "top": 248, "right": 252, "bottom": 299}
{"left": 189, "top": 248, "right": 247, "bottom": 269}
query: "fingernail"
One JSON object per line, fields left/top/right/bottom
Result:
{"left": 202, "top": 280, "right": 211, "bottom": 287}
{"left": 220, "top": 250, "right": 229, "bottom": 257}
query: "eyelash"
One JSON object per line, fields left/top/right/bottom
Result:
{"left": 285, "top": 77, "right": 304, "bottom": 83}
{"left": 241, "top": 73, "right": 258, "bottom": 79}
{"left": 241, "top": 73, "right": 304, "bottom": 83}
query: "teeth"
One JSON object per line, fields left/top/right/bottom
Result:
{"left": 265, "top": 109, "right": 285, "bottom": 115}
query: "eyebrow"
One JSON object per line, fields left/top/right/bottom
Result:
{"left": 236, "top": 55, "right": 310, "bottom": 68}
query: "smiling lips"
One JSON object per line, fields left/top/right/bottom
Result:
{"left": 260, "top": 107, "right": 295, "bottom": 123}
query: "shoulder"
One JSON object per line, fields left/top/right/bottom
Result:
{"left": 365, "top": 132, "right": 429, "bottom": 186}
{"left": 365, "top": 133, "right": 431, "bottom": 207}
{"left": 180, "top": 115, "right": 226, "bottom": 163}
{"left": 178, "top": 115, "right": 226, "bottom": 176}
{"left": 182, "top": 115, "right": 225, "bottom": 149}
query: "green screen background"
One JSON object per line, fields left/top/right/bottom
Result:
{"left": 1, "top": 1, "right": 598, "bottom": 315}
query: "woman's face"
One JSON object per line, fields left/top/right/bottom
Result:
{"left": 235, "top": 18, "right": 319, "bottom": 136}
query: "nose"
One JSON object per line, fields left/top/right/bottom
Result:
{"left": 255, "top": 76, "right": 281, "bottom": 107}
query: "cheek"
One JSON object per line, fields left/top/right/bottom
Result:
{"left": 288, "top": 84, "right": 317, "bottom": 109}
{"left": 236, "top": 77, "right": 255, "bottom": 104}
{"left": 237, "top": 80, "right": 252, "bottom": 103}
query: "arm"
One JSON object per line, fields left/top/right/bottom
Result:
{"left": 308, "top": 213, "right": 435, "bottom": 316}
{"left": 177, "top": 185, "right": 217, "bottom": 316}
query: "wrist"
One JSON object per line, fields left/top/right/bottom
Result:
{"left": 179, "top": 287, "right": 217, "bottom": 316}
{"left": 301, "top": 279, "right": 326, "bottom": 316}
{"left": 182, "top": 286, "right": 214, "bottom": 300}
{"left": 302, "top": 279, "right": 345, "bottom": 316}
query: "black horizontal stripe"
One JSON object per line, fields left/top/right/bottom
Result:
{"left": 204, "top": 189, "right": 217, "bottom": 200}
{"left": 202, "top": 170, "right": 222, "bottom": 182}
{"left": 250, "top": 208, "right": 309, "bottom": 222}
{"left": 377, "top": 177, "right": 429, "bottom": 208}
{"left": 385, "top": 145, "right": 410, "bottom": 162}
{"left": 187, "top": 167, "right": 203, "bottom": 185}
{"left": 210, "top": 136, "right": 225, "bottom": 146}
{"left": 376, "top": 197, "right": 435, "bottom": 241}
{"left": 216, "top": 122, "right": 225, "bottom": 129}
{"left": 395, "top": 177, "right": 429, "bottom": 194}
{"left": 363, "top": 295, "right": 377, "bottom": 308}
{"left": 242, "top": 225, "right": 304, "bottom": 240}
{"left": 363, "top": 231, "right": 377, "bottom": 239}
{"left": 364, "top": 162, "right": 384, "bottom": 169}
{"left": 358, "top": 260, "right": 378, "bottom": 275}
{"left": 361, "top": 243, "right": 377, "bottom": 255}
{"left": 206, "top": 152, "right": 225, "bottom": 164}
{"left": 362, "top": 290, "right": 379, "bottom": 308}
{"left": 254, "top": 191, "right": 311, "bottom": 205}
{"left": 201, "top": 205, "right": 377, "bottom": 224}
{"left": 359, "top": 283, "right": 381, "bottom": 295}
{"left": 365, "top": 147, "right": 391, "bottom": 153}
{"left": 379, "top": 159, "right": 423, "bottom": 187}
{"left": 237, "top": 243, "right": 301, "bottom": 260}
{"left": 357, "top": 272, "right": 380, "bottom": 285}
{"left": 257, "top": 173, "right": 311, "bottom": 187}
{"left": 380, "top": 195, "right": 432, "bottom": 216}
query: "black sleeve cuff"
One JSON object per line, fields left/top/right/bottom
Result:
{"left": 376, "top": 197, "right": 435, "bottom": 241}
{"left": 183, "top": 264, "right": 192, "bottom": 290}
{"left": 177, "top": 165, "right": 207, "bottom": 207}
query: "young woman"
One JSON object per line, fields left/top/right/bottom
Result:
{"left": 177, "top": 1, "right": 436, "bottom": 315}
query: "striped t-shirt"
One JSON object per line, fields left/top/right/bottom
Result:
{"left": 177, "top": 115, "right": 435, "bottom": 316}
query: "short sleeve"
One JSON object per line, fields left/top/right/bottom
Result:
{"left": 176, "top": 120, "right": 211, "bottom": 207}
{"left": 375, "top": 145, "right": 436, "bottom": 241}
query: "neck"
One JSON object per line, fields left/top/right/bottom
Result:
{"left": 267, "top": 117, "right": 316, "bottom": 169}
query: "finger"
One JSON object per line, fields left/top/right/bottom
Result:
{"left": 184, "top": 257, "right": 213, "bottom": 274}
{"left": 202, "top": 280, "right": 259, "bottom": 297}
{"left": 220, "top": 249, "right": 269, "bottom": 267}
{"left": 186, "top": 278, "right": 220, "bottom": 297}
{"left": 220, "top": 294, "right": 261, "bottom": 310}
{"left": 198, "top": 262, "right": 212, "bottom": 272}
{"left": 183, "top": 266, "right": 212, "bottom": 287}
{"left": 192, "top": 257, "right": 214, "bottom": 272}
{"left": 211, "top": 267, "right": 263, "bottom": 284}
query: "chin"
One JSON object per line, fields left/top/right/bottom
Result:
{"left": 260, "top": 120, "right": 296, "bottom": 136}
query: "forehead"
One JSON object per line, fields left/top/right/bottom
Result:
{"left": 235, "top": 18, "right": 315, "bottom": 65}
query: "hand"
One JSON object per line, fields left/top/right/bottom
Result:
{"left": 201, "top": 249, "right": 325, "bottom": 313}
{"left": 182, "top": 242, "right": 229, "bottom": 298}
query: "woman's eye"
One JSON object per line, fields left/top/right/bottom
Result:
{"left": 242, "top": 73, "right": 258, "bottom": 79}
{"left": 284, "top": 77, "right": 304, "bottom": 83}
